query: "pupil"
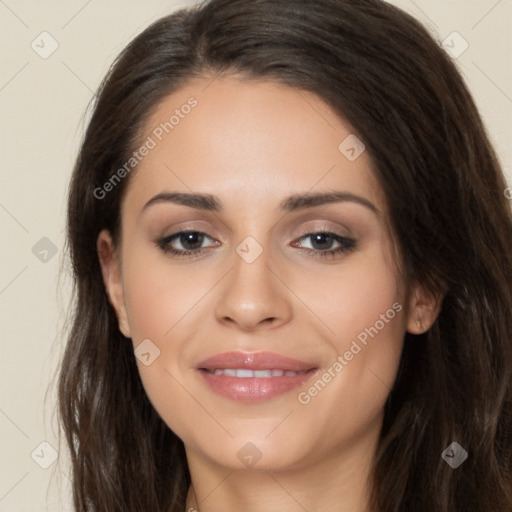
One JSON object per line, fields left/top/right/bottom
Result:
{"left": 311, "top": 233, "right": 332, "bottom": 250}
{"left": 181, "top": 232, "right": 203, "bottom": 250}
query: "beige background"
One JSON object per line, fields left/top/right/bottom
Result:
{"left": 0, "top": 0, "right": 510, "bottom": 510}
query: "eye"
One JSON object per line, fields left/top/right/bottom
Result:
{"left": 156, "top": 229, "right": 356, "bottom": 260}
{"left": 291, "top": 230, "right": 356, "bottom": 259}
{"left": 156, "top": 230, "right": 219, "bottom": 257}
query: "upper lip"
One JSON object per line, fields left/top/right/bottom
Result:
{"left": 197, "top": 351, "right": 317, "bottom": 372}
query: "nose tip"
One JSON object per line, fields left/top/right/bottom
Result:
{"left": 223, "top": 299, "right": 280, "bottom": 327}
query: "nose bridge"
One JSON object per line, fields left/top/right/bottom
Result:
{"left": 229, "top": 234, "right": 275, "bottom": 305}
{"left": 233, "top": 235, "right": 272, "bottom": 291}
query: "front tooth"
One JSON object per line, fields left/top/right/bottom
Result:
{"left": 255, "top": 370, "right": 273, "bottom": 377}
{"left": 236, "top": 369, "right": 254, "bottom": 378}
{"left": 211, "top": 368, "right": 302, "bottom": 377}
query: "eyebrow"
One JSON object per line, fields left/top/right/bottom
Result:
{"left": 142, "top": 191, "right": 379, "bottom": 215}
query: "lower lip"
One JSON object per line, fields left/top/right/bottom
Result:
{"left": 198, "top": 369, "right": 317, "bottom": 402}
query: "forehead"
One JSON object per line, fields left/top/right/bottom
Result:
{"left": 122, "top": 75, "right": 386, "bottom": 217}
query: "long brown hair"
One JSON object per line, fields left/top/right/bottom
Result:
{"left": 58, "top": 0, "right": 512, "bottom": 510}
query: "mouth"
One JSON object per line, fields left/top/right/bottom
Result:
{"left": 196, "top": 351, "right": 319, "bottom": 402}
{"left": 202, "top": 368, "right": 309, "bottom": 377}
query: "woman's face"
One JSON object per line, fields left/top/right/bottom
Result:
{"left": 98, "top": 75, "right": 430, "bottom": 473}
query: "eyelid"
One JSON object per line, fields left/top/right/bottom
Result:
{"left": 158, "top": 223, "right": 350, "bottom": 245}
{"left": 291, "top": 229, "right": 355, "bottom": 248}
{"left": 293, "top": 221, "right": 352, "bottom": 239}
{"left": 158, "top": 229, "right": 219, "bottom": 247}
{"left": 156, "top": 226, "right": 357, "bottom": 261}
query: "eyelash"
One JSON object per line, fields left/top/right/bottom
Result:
{"left": 156, "top": 229, "right": 357, "bottom": 260}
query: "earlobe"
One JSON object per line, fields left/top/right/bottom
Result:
{"left": 97, "top": 229, "right": 131, "bottom": 338}
{"left": 405, "top": 283, "right": 444, "bottom": 335}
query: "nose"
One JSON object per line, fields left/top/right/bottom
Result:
{"left": 214, "top": 243, "right": 293, "bottom": 331}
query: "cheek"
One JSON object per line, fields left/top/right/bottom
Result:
{"left": 121, "top": 245, "right": 204, "bottom": 341}
{"left": 292, "top": 244, "right": 405, "bottom": 425}
{"left": 119, "top": 247, "right": 206, "bottom": 438}
{"left": 299, "top": 244, "right": 404, "bottom": 350}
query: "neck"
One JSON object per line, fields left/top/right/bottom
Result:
{"left": 184, "top": 433, "right": 378, "bottom": 512}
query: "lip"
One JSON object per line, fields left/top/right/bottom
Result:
{"left": 197, "top": 351, "right": 318, "bottom": 402}
{"left": 197, "top": 351, "right": 317, "bottom": 372}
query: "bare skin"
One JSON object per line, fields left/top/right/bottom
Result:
{"left": 97, "top": 75, "right": 441, "bottom": 512}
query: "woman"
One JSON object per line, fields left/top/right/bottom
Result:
{"left": 58, "top": 0, "right": 512, "bottom": 510}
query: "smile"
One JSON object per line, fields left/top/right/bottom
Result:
{"left": 203, "top": 368, "right": 308, "bottom": 377}
{"left": 196, "top": 350, "right": 319, "bottom": 402}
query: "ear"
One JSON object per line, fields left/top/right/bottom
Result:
{"left": 97, "top": 229, "right": 131, "bottom": 338}
{"left": 405, "top": 282, "right": 444, "bottom": 335}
